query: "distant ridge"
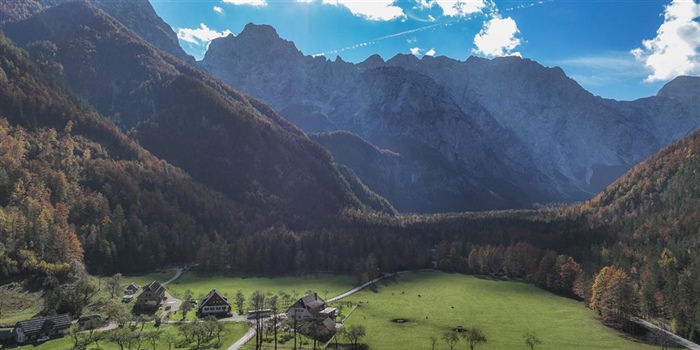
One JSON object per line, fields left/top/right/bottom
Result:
{"left": 200, "top": 22, "right": 700, "bottom": 213}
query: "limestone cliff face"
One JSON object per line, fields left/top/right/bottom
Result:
{"left": 202, "top": 24, "right": 556, "bottom": 212}
{"left": 386, "top": 54, "right": 666, "bottom": 196}
{"left": 200, "top": 23, "right": 700, "bottom": 212}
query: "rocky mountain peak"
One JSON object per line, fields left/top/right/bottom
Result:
{"left": 239, "top": 22, "right": 281, "bottom": 41}
{"left": 386, "top": 53, "right": 421, "bottom": 67}
{"left": 358, "top": 54, "right": 385, "bottom": 69}
{"left": 205, "top": 22, "right": 303, "bottom": 62}
{"left": 657, "top": 75, "right": 700, "bottom": 99}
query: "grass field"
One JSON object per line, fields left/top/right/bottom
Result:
{"left": 162, "top": 271, "right": 354, "bottom": 308}
{"left": 340, "top": 271, "right": 657, "bottom": 350}
{"left": 122, "top": 268, "right": 176, "bottom": 288}
{"left": 0, "top": 282, "right": 42, "bottom": 326}
{"left": 5, "top": 322, "right": 250, "bottom": 350}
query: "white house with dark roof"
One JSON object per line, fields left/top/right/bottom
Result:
{"left": 198, "top": 289, "right": 232, "bottom": 317}
{"left": 286, "top": 292, "right": 337, "bottom": 323}
{"left": 13, "top": 314, "right": 72, "bottom": 343}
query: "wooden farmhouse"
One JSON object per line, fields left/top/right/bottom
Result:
{"left": 135, "top": 280, "right": 165, "bottom": 310}
{"left": 198, "top": 289, "right": 232, "bottom": 317}
{"left": 286, "top": 292, "right": 337, "bottom": 323}
{"left": 13, "top": 314, "right": 72, "bottom": 343}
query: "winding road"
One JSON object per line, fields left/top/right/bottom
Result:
{"left": 631, "top": 317, "right": 700, "bottom": 350}
{"left": 161, "top": 267, "right": 184, "bottom": 320}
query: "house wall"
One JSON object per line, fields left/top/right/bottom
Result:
{"left": 15, "top": 329, "right": 25, "bottom": 343}
{"left": 287, "top": 307, "right": 312, "bottom": 322}
{"left": 201, "top": 305, "right": 230, "bottom": 314}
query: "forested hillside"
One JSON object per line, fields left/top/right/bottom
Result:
{"left": 578, "top": 129, "right": 700, "bottom": 340}
{"left": 0, "top": 32, "right": 266, "bottom": 276}
{"left": 2, "top": 2, "right": 393, "bottom": 224}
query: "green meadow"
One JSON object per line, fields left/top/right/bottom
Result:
{"left": 340, "top": 271, "right": 657, "bottom": 350}
{"left": 5, "top": 322, "right": 249, "bottom": 350}
{"left": 157, "top": 271, "right": 354, "bottom": 307}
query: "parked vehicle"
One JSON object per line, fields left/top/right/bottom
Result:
{"left": 37, "top": 336, "right": 49, "bottom": 343}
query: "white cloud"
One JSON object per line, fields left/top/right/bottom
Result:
{"left": 177, "top": 24, "right": 232, "bottom": 47}
{"left": 473, "top": 16, "right": 521, "bottom": 57}
{"left": 631, "top": 0, "right": 700, "bottom": 82}
{"left": 222, "top": 0, "right": 267, "bottom": 6}
{"left": 409, "top": 47, "right": 436, "bottom": 57}
{"left": 556, "top": 55, "right": 643, "bottom": 71}
{"left": 213, "top": 6, "right": 224, "bottom": 13}
{"left": 311, "top": 0, "right": 405, "bottom": 20}
{"left": 435, "top": 0, "right": 488, "bottom": 17}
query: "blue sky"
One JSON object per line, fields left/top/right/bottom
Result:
{"left": 150, "top": 0, "right": 700, "bottom": 101}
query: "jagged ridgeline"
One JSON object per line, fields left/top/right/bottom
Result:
{"left": 200, "top": 23, "right": 700, "bottom": 214}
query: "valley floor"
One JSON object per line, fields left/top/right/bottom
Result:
{"left": 1, "top": 270, "right": 668, "bottom": 350}
{"left": 340, "top": 271, "right": 658, "bottom": 350}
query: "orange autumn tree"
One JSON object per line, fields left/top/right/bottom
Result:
{"left": 590, "top": 266, "right": 637, "bottom": 325}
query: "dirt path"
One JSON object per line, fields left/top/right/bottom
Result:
{"left": 163, "top": 267, "right": 183, "bottom": 286}
{"left": 161, "top": 267, "right": 184, "bottom": 320}
{"left": 631, "top": 316, "right": 700, "bottom": 350}
{"left": 227, "top": 326, "right": 256, "bottom": 350}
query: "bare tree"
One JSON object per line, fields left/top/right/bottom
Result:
{"left": 162, "top": 334, "right": 178, "bottom": 350}
{"left": 181, "top": 290, "right": 194, "bottom": 320}
{"left": 269, "top": 295, "right": 280, "bottom": 349}
{"left": 235, "top": 290, "right": 245, "bottom": 314}
{"left": 429, "top": 335, "right": 437, "bottom": 350}
{"left": 443, "top": 330, "right": 459, "bottom": 350}
{"left": 463, "top": 328, "right": 487, "bottom": 350}
{"left": 143, "top": 330, "right": 162, "bottom": 350}
{"left": 104, "top": 299, "right": 132, "bottom": 326}
{"left": 106, "top": 273, "right": 123, "bottom": 299}
{"left": 335, "top": 327, "right": 346, "bottom": 349}
{"left": 249, "top": 290, "right": 266, "bottom": 350}
{"left": 135, "top": 314, "right": 152, "bottom": 332}
{"left": 523, "top": 330, "right": 542, "bottom": 350}
{"left": 346, "top": 325, "right": 366, "bottom": 350}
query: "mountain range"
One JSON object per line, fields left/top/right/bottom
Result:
{"left": 200, "top": 23, "right": 699, "bottom": 213}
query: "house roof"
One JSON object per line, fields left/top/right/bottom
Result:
{"left": 200, "top": 289, "right": 230, "bottom": 308}
{"left": 16, "top": 314, "right": 72, "bottom": 335}
{"left": 287, "top": 293, "right": 327, "bottom": 313}
{"left": 301, "top": 293, "right": 326, "bottom": 309}
{"left": 137, "top": 281, "right": 164, "bottom": 300}
{"left": 320, "top": 307, "right": 337, "bottom": 315}
{"left": 143, "top": 281, "right": 163, "bottom": 293}
{"left": 322, "top": 318, "right": 336, "bottom": 332}
{"left": 126, "top": 283, "right": 139, "bottom": 291}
